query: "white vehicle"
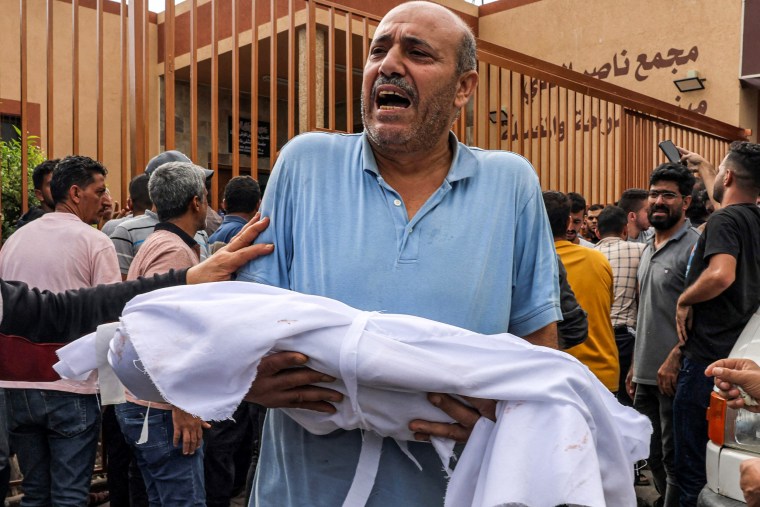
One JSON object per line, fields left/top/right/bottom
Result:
{"left": 700, "top": 310, "right": 760, "bottom": 506}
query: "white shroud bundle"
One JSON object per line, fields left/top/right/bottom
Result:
{"left": 55, "top": 282, "right": 651, "bottom": 507}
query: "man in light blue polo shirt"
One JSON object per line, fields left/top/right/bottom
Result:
{"left": 237, "top": 2, "right": 561, "bottom": 505}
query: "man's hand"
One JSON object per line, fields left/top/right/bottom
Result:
{"left": 409, "top": 394, "right": 496, "bottom": 444}
{"left": 676, "top": 300, "right": 693, "bottom": 344}
{"left": 678, "top": 146, "right": 720, "bottom": 209}
{"left": 186, "top": 215, "right": 273, "bottom": 284}
{"left": 626, "top": 365, "right": 636, "bottom": 400}
{"left": 171, "top": 407, "right": 211, "bottom": 455}
{"left": 657, "top": 347, "right": 682, "bottom": 397}
{"left": 244, "top": 352, "right": 343, "bottom": 413}
{"left": 741, "top": 458, "right": 760, "bottom": 506}
{"left": 706, "top": 358, "right": 760, "bottom": 412}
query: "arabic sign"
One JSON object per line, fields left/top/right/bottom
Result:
{"left": 560, "top": 46, "right": 708, "bottom": 115}
{"left": 490, "top": 109, "right": 619, "bottom": 143}
{"left": 228, "top": 117, "right": 270, "bottom": 157}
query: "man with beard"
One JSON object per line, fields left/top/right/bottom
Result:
{"left": 673, "top": 141, "right": 760, "bottom": 506}
{"left": 627, "top": 162, "right": 698, "bottom": 507}
{"left": 567, "top": 192, "right": 594, "bottom": 247}
{"left": 235, "top": 2, "right": 561, "bottom": 505}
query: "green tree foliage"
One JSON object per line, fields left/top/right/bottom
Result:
{"left": 1, "top": 127, "right": 47, "bottom": 239}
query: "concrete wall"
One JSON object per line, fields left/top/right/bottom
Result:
{"left": 478, "top": 0, "right": 756, "bottom": 138}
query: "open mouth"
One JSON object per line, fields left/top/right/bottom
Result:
{"left": 376, "top": 90, "right": 411, "bottom": 110}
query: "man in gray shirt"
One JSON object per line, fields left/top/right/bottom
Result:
{"left": 628, "top": 163, "right": 700, "bottom": 507}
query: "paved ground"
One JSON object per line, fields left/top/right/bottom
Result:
{"left": 636, "top": 468, "right": 662, "bottom": 507}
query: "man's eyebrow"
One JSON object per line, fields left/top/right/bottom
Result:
{"left": 371, "top": 33, "right": 435, "bottom": 52}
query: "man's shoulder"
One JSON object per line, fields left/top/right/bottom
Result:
{"left": 280, "top": 131, "right": 363, "bottom": 157}
{"left": 709, "top": 204, "right": 760, "bottom": 229}
{"left": 112, "top": 214, "right": 157, "bottom": 236}
{"left": 463, "top": 146, "right": 537, "bottom": 178}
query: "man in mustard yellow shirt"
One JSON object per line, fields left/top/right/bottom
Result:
{"left": 543, "top": 192, "right": 618, "bottom": 392}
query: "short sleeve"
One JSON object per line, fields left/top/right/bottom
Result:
{"left": 702, "top": 211, "right": 741, "bottom": 261}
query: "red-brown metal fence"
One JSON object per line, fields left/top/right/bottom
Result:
{"left": 1, "top": 0, "right": 747, "bottom": 242}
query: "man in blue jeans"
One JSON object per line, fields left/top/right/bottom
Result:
{"left": 674, "top": 141, "right": 760, "bottom": 506}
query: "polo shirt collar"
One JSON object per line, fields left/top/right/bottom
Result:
{"left": 145, "top": 210, "right": 158, "bottom": 220}
{"left": 361, "top": 131, "right": 478, "bottom": 183}
{"left": 154, "top": 222, "right": 198, "bottom": 250}
{"left": 647, "top": 218, "right": 694, "bottom": 250}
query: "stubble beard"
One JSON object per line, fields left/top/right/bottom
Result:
{"left": 361, "top": 76, "right": 459, "bottom": 155}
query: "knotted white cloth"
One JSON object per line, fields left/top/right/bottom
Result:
{"left": 55, "top": 282, "right": 651, "bottom": 507}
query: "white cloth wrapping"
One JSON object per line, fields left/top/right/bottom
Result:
{"left": 54, "top": 282, "right": 651, "bottom": 507}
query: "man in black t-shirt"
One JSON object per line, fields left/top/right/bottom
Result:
{"left": 673, "top": 141, "right": 760, "bottom": 507}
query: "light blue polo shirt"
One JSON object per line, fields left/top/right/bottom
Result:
{"left": 238, "top": 131, "right": 561, "bottom": 506}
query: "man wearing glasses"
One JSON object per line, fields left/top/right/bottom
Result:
{"left": 628, "top": 162, "right": 699, "bottom": 507}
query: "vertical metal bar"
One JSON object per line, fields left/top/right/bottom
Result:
{"left": 563, "top": 87, "right": 569, "bottom": 192}
{"left": 190, "top": 0, "right": 198, "bottom": 162}
{"left": 142, "top": 0, "right": 150, "bottom": 161}
{"left": 528, "top": 78, "right": 534, "bottom": 170}
{"left": 472, "top": 64, "right": 479, "bottom": 148}
{"left": 232, "top": 0, "right": 240, "bottom": 176}
{"left": 345, "top": 12, "right": 353, "bottom": 133}
{"left": 615, "top": 106, "right": 621, "bottom": 196}
{"left": 550, "top": 84, "right": 557, "bottom": 190}
{"left": 507, "top": 71, "right": 513, "bottom": 152}
{"left": 496, "top": 67, "right": 502, "bottom": 150}
{"left": 327, "top": 6, "right": 335, "bottom": 131}
{"left": 537, "top": 80, "right": 542, "bottom": 184}
{"left": 120, "top": 0, "right": 128, "bottom": 198}
{"left": 47, "top": 0, "right": 55, "bottom": 156}
{"left": 596, "top": 98, "right": 601, "bottom": 202}
{"left": 548, "top": 86, "right": 565, "bottom": 192}
{"left": 250, "top": 0, "right": 258, "bottom": 179}
{"left": 20, "top": 0, "right": 29, "bottom": 213}
{"left": 304, "top": 0, "right": 315, "bottom": 132}
{"left": 518, "top": 74, "right": 524, "bottom": 156}
{"left": 483, "top": 64, "right": 490, "bottom": 150}
{"left": 287, "top": 0, "right": 295, "bottom": 137}
{"left": 362, "top": 18, "right": 368, "bottom": 64}
{"left": 580, "top": 94, "right": 585, "bottom": 196}
{"left": 211, "top": 0, "right": 219, "bottom": 207}
{"left": 128, "top": 0, "right": 146, "bottom": 173}
{"left": 164, "top": 0, "right": 176, "bottom": 150}
{"left": 97, "top": 0, "right": 104, "bottom": 161}
{"left": 270, "top": 0, "right": 278, "bottom": 159}
{"left": 72, "top": 0, "right": 79, "bottom": 153}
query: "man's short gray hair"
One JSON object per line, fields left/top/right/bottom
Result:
{"left": 455, "top": 24, "right": 477, "bottom": 76}
{"left": 148, "top": 161, "right": 206, "bottom": 222}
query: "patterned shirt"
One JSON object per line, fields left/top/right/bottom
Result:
{"left": 595, "top": 237, "right": 646, "bottom": 328}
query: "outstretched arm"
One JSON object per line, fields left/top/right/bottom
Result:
{"left": 0, "top": 216, "right": 273, "bottom": 343}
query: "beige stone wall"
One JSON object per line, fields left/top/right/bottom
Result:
{"left": 478, "top": 0, "right": 751, "bottom": 132}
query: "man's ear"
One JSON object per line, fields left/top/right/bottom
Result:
{"left": 725, "top": 170, "right": 735, "bottom": 187}
{"left": 454, "top": 70, "right": 478, "bottom": 110}
{"left": 627, "top": 211, "right": 636, "bottom": 223}
{"left": 69, "top": 186, "right": 81, "bottom": 204}
{"left": 34, "top": 189, "right": 44, "bottom": 202}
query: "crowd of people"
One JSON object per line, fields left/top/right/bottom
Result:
{"left": 0, "top": 1, "right": 759, "bottom": 506}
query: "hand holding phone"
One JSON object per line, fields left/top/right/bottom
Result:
{"left": 659, "top": 140, "right": 682, "bottom": 164}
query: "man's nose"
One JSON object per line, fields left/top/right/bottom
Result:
{"left": 378, "top": 46, "right": 405, "bottom": 77}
